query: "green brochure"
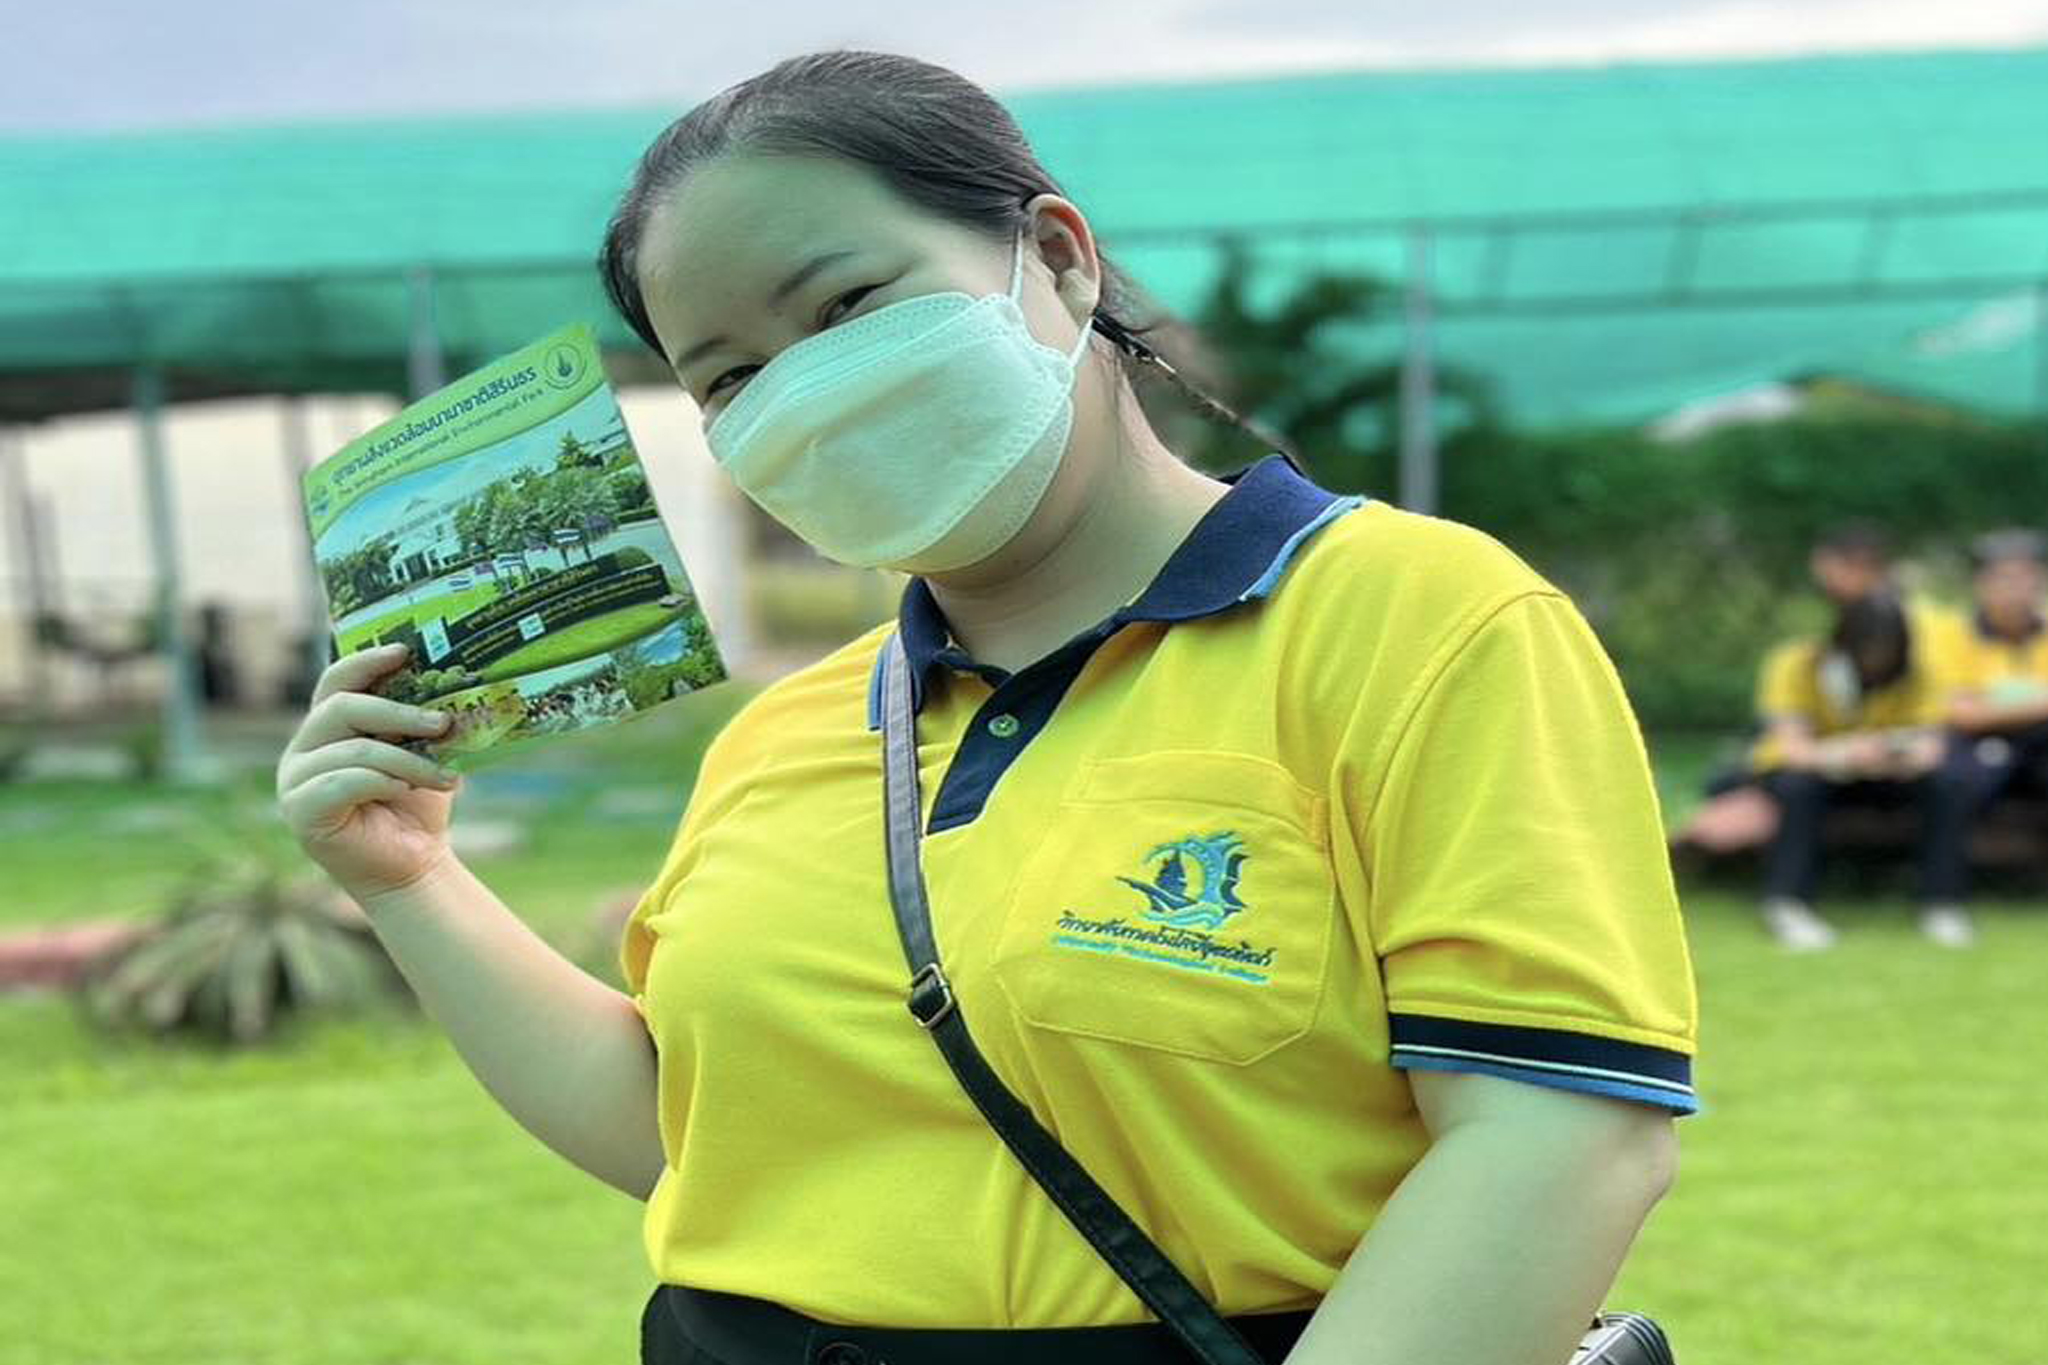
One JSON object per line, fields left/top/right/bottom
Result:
{"left": 302, "top": 322, "right": 727, "bottom": 767}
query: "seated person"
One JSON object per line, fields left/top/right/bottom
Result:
{"left": 1676, "top": 522, "right": 1949, "bottom": 857}
{"left": 1747, "top": 593, "right": 1947, "bottom": 950}
{"left": 1808, "top": 519, "right": 1893, "bottom": 609}
{"left": 1916, "top": 529, "right": 2048, "bottom": 945}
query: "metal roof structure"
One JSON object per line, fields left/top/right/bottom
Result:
{"left": 4, "top": 44, "right": 2045, "bottom": 425}
{"left": 4, "top": 44, "right": 2045, "bottom": 777}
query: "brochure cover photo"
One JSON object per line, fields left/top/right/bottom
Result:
{"left": 303, "top": 322, "right": 727, "bottom": 766}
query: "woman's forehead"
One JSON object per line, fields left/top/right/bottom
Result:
{"left": 642, "top": 155, "right": 916, "bottom": 295}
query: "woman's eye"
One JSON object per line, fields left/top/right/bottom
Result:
{"left": 706, "top": 365, "right": 758, "bottom": 399}
{"left": 820, "top": 284, "right": 878, "bottom": 328}
{"left": 701, "top": 284, "right": 884, "bottom": 405}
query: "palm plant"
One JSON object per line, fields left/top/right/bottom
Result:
{"left": 75, "top": 798, "right": 410, "bottom": 1043}
{"left": 1156, "top": 235, "right": 1495, "bottom": 495}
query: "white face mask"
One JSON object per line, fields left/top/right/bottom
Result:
{"left": 704, "top": 229, "right": 1094, "bottom": 572}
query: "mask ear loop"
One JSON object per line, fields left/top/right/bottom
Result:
{"left": 1018, "top": 214, "right": 1304, "bottom": 473}
{"left": 1015, "top": 227, "right": 1095, "bottom": 367}
{"left": 1008, "top": 229, "right": 1027, "bottom": 299}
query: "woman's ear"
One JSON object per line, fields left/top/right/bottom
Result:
{"left": 1023, "top": 194, "right": 1103, "bottom": 318}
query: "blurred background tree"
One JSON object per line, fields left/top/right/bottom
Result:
{"left": 1137, "top": 251, "right": 2048, "bottom": 733}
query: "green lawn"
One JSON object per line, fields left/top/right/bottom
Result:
{"left": 3, "top": 715, "right": 2044, "bottom": 1363}
{"left": 1, "top": 995, "right": 651, "bottom": 1365}
{"left": 335, "top": 581, "right": 502, "bottom": 654}
{"left": 474, "top": 602, "right": 689, "bottom": 683}
{"left": 1611, "top": 893, "right": 2046, "bottom": 1363}
{"left": 335, "top": 572, "right": 686, "bottom": 676}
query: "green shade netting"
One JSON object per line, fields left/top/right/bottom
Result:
{"left": 3, "top": 45, "right": 2046, "bottom": 425}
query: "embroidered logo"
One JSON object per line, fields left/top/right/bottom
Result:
{"left": 1118, "top": 832, "right": 1247, "bottom": 930}
{"left": 1047, "top": 829, "right": 1279, "bottom": 985}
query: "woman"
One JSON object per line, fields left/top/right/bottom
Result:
{"left": 276, "top": 51, "right": 1696, "bottom": 1365}
{"left": 1744, "top": 592, "right": 1951, "bottom": 949}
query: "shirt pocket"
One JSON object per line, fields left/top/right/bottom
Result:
{"left": 985, "top": 749, "right": 1335, "bottom": 1066}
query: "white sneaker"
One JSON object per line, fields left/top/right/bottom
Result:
{"left": 1918, "top": 905, "right": 1977, "bottom": 948}
{"left": 1762, "top": 899, "right": 1838, "bottom": 951}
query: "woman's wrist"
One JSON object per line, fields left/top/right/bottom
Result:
{"left": 354, "top": 847, "right": 468, "bottom": 923}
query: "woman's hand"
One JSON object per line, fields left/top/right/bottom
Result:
{"left": 275, "top": 643, "right": 465, "bottom": 901}
{"left": 1809, "top": 731, "right": 1888, "bottom": 780}
{"left": 1885, "top": 728, "right": 1945, "bottom": 778}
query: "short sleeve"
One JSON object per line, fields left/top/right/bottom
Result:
{"left": 1756, "top": 639, "right": 1817, "bottom": 723}
{"left": 618, "top": 711, "right": 763, "bottom": 1009}
{"left": 618, "top": 818, "right": 693, "bottom": 1013}
{"left": 1362, "top": 591, "right": 1700, "bottom": 1115}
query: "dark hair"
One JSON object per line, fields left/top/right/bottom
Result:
{"left": 1829, "top": 591, "right": 1911, "bottom": 690}
{"left": 1968, "top": 526, "right": 2046, "bottom": 574}
{"left": 1813, "top": 520, "right": 1892, "bottom": 564}
{"left": 595, "top": 49, "right": 1290, "bottom": 458}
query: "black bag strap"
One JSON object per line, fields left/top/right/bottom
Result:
{"left": 875, "top": 630, "right": 1267, "bottom": 1365}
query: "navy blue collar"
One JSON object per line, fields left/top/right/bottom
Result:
{"left": 1975, "top": 605, "right": 2046, "bottom": 645}
{"left": 879, "top": 452, "right": 1364, "bottom": 721}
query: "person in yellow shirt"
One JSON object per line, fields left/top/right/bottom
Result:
{"left": 1801, "top": 519, "right": 1953, "bottom": 652}
{"left": 1674, "top": 519, "right": 1953, "bottom": 858}
{"left": 276, "top": 50, "right": 1695, "bottom": 1365}
{"left": 1748, "top": 592, "right": 1949, "bottom": 949}
{"left": 1806, "top": 520, "right": 1894, "bottom": 609}
{"left": 1676, "top": 520, "right": 1954, "bottom": 857}
{"left": 1917, "top": 529, "right": 2048, "bottom": 942}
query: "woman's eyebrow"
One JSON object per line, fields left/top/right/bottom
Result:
{"left": 673, "top": 248, "right": 859, "bottom": 373}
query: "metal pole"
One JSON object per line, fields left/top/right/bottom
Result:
{"left": 281, "top": 396, "right": 334, "bottom": 700}
{"left": 133, "top": 365, "right": 208, "bottom": 783}
{"left": 1398, "top": 224, "right": 1439, "bottom": 515}
{"left": 0, "top": 427, "right": 54, "bottom": 708}
{"left": 407, "top": 265, "right": 447, "bottom": 399}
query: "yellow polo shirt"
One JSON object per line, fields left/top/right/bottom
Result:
{"left": 1921, "top": 606, "right": 2048, "bottom": 706}
{"left": 620, "top": 454, "right": 1698, "bottom": 1328}
{"left": 1748, "top": 628, "right": 1945, "bottom": 772}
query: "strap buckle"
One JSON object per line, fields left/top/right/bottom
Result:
{"left": 906, "top": 962, "right": 956, "bottom": 1029}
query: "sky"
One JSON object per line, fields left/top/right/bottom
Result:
{"left": 6, "top": 0, "right": 2048, "bottom": 133}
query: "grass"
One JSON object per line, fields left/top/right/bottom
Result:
{"left": 4, "top": 715, "right": 2045, "bottom": 1363}
{"left": 1, "top": 998, "right": 650, "bottom": 1365}
{"left": 335, "top": 581, "right": 502, "bottom": 654}
{"left": 0, "top": 692, "right": 756, "bottom": 1365}
{"left": 473, "top": 601, "right": 688, "bottom": 682}
{"left": 1612, "top": 893, "right": 2046, "bottom": 1363}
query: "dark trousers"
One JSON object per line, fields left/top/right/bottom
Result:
{"left": 1920, "top": 722, "right": 2048, "bottom": 903}
{"left": 1762, "top": 723, "right": 2048, "bottom": 905}
{"left": 640, "top": 1282, "right": 1316, "bottom": 1365}
{"left": 1760, "top": 769, "right": 1942, "bottom": 904}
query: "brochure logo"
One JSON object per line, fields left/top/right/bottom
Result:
{"left": 542, "top": 343, "right": 587, "bottom": 390}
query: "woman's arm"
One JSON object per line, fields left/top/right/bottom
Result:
{"left": 1948, "top": 688, "right": 2048, "bottom": 733}
{"left": 1282, "top": 1071, "right": 1677, "bottom": 1365}
{"left": 359, "top": 851, "right": 666, "bottom": 1201}
{"left": 1762, "top": 715, "right": 1821, "bottom": 771}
